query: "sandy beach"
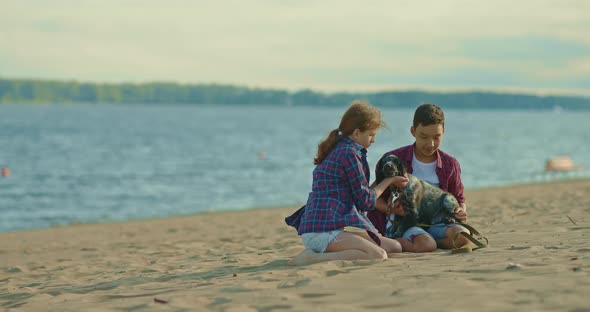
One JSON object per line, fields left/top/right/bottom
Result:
{"left": 1, "top": 179, "right": 589, "bottom": 311}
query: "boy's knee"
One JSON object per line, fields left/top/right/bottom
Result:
{"left": 446, "top": 226, "right": 469, "bottom": 248}
{"left": 413, "top": 234, "right": 437, "bottom": 252}
{"left": 452, "top": 234, "right": 469, "bottom": 248}
{"left": 446, "top": 225, "right": 468, "bottom": 237}
{"left": 415, "top": 242, "right": 437, "bottom": 253}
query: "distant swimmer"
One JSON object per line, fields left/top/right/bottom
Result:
{"left": 545, "top": 156, "right": 583, "bottom": 172}
{"left": 1, "top": 167, "right": 9, "bottom": 177}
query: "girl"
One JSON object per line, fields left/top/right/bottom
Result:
{"left": 285, "top": 101, "right": 408, "bottom": 266}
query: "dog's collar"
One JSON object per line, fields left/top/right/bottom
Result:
{"left": 391, "top": 190, "right": 400, "bottom": 202}
{"left": 385, "top": 187, "right": 401, "bottom": 216}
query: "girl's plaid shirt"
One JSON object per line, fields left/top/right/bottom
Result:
{"left": 285, "top": 137, "right": 379, "bottom": 236}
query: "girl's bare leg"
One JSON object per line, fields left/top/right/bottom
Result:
{"left": 342, "top": 230, "right": 402, "bottom": 254}
{"left": 377, "top": 234, "right": 403, "bottom": 254}
{"left": 287, "top": 232, "right": 387, "bottom": 266}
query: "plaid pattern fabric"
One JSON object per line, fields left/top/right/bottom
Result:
{"left": 285, "top": 137, "right": 378, "bottom": 235}
{"left": 367, "top": 143, "right": 465, "bottom": 234}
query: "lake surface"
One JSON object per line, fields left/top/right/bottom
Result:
{"left": 1, "top": 103, "right": 589, "bottom": 232}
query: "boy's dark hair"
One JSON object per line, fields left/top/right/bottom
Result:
{"left": 413, "top": 103, "right": 445, "bottom": 128}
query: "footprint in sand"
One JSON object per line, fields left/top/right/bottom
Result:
{"left": 220, "top": 287, "right": 255, "bottom": 293}
{"left": 207, "top": 297, "right": 232, "bottom": 308}
{"left": 258, "top": 304, "right": 293, "bottom": 311}
{"left": 3, "top": 266, "right": 23, "bottom": 273}
{"left": 363, "top": 303, "right": 400, "bottom": 309}
{"left": 299, "top": 293, "right": 335, "bottom": 298}
{"left": 277, "top": 279, "right": 310, "bottom": 289}
{"left": 508, "top": 246, "right": 530, "bottom": 250}
{"left": 325, "top": 269, "right": 349, "bottom": 277}
{"left": 0, "top": 293, "right": 33, "bottom": 309}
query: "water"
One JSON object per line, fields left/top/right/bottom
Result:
{"left": 1, "top": 104, "right": 589, "bottom": 232}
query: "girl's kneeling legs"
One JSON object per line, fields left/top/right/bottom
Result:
{"left": 325, "top": 232, "right": 387, "bottom": 260}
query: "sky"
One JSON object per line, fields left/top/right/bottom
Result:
{"left": 1, "top": 0, "right": 590, "bottom": 96}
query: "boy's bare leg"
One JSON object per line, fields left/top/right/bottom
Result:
{"left": 435, "top": 225, "right": 469, "bottom": 249}
{"left": 394, "top": 234, "right": 437, "bottom": 252}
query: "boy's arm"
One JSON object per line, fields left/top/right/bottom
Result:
{"left": 447, "top": 159, "right": 467, "bottom": 222}
{"left": 455, "top": 203, "right": 467, "bottom": 223}
{"left": 447, "top": 159, "right": 465, "bottom": 204}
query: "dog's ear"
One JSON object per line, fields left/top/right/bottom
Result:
{"left": 377, "top": 162, "right": 385, "bottom": 183}
{"left": 376, "top": 158, "right": 385, "bottom": 183}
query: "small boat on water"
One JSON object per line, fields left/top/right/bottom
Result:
{"left": 545, "top": 156, "right": 583, "bottom": 172}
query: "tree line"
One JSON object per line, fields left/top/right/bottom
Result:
{"left": 1, "top": 78, "right": 589, "bottom": 110}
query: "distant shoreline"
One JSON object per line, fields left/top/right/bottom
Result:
{"left": 2, "top": 77, "right": 590, "bottom": 110}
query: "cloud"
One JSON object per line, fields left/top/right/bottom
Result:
{"left": 459, "top": 36, "right": 590, "bottom": 63}
{"left": 1, "top": 0, "right": 589, "bottom": 95}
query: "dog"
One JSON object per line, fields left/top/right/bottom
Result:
{"left": 376, "top": 154, "right": 460, "bottom": 238}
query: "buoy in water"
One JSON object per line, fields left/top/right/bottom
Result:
{"left": 1, "top": 167, "right": 10, "bottom": 177}
{"left": 545, "top": 156, "right": 583, "bottom": 172}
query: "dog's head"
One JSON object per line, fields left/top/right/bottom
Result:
{"left": 377, "top": 154, "right": 407, "bottom": 183}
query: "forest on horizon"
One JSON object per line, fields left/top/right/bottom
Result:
{"left": 2, "top": 78, "right": 589, "bottom": 110}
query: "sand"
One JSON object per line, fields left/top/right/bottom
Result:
{"left": 1, "top": 179, "right": 589, "bottom": 311}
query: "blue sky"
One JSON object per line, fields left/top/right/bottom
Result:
{"left": 1, "top": 0, "right": 589, "bottom": 95}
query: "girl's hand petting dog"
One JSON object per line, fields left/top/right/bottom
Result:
{"left": 384, "top": 176, "right": 409, "bottom": 188}
{"left": 387, "top": 175, "right": 408, "bottom": 188}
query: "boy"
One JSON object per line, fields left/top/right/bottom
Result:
{"left": 367, "top": 103, "right": 469, "bottom": 252}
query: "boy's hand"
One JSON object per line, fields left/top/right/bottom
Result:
{"left": 454, "top": 205, "right": 468, "bottom": 223}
